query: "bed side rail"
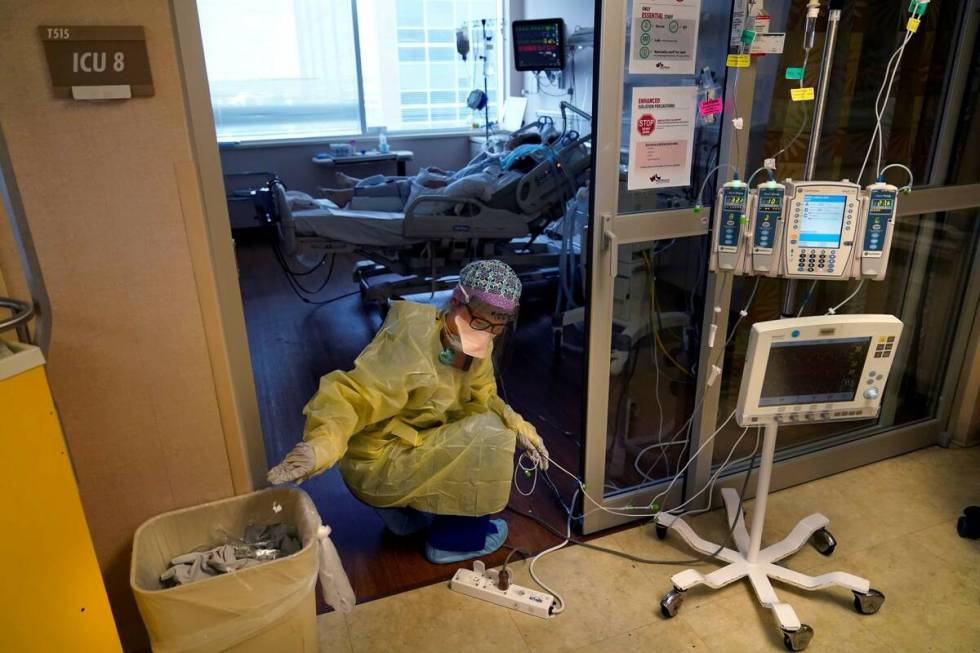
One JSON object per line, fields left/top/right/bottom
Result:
{"left": 403, "top": 195, "right": 535, "bottom": 240}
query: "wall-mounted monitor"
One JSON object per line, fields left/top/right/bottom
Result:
{"left": 512, "top": 18, "right": 565, "bottom": 71}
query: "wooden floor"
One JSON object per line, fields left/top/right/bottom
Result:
{"left": 235, "top": 232, "right": 584, "bottom": 607}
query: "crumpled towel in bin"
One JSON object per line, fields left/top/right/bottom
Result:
{"left": 161, "top": 546, "right": 259, "bottom": 586}
{"left": 160, "top": 522, "right": 306, "bottom": 587}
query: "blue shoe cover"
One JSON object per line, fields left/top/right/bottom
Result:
{"left": 425, "top": 519, "right": 508, "bottom": 564}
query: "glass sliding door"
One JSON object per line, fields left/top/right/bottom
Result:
{"left": 582, "top": 0, "right": 980, "bottom": 534}
{"left": 582, "top": 0, "right": 737, "bottom": 532}
{"left": 703, "top": 0, "right": 980, "bottom": 479}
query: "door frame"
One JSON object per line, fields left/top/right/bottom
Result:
{"left": 171, "top": 0, "right": 268, "bottom": 492}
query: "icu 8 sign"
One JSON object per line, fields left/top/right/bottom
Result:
{"left": 39, "top": 25, "right": 154, "bottom": 99}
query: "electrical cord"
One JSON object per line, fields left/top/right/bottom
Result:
{"left": 278, "top": 250, "right": 330, "bottom": 276}
{"left": 643, "top": 251, "right": 694, "bottom": 379}
{"left": 275, "top": 245, "right": 337, "bottom": 295}
{"left": 271, "top": 244, "right": 356, "bottom": 305}
{"left": 646, "top": 261, "right": 665, "bottom": 472}
{"left": 648, "top": 409, "right": 737, "bottom": 508}
{"left": 826, "top": 279, "right": 866, "bottom": 315}
{"left": 500, "top": 547, "right": 530, "bottom": 579}
{"left": 507, "top": 427, "right": 763, "bottom": 567}
{"left": 636, "top": 275, "right": 758, "bottom": 482}
{"left": 664, "top": 425, "right": 750, "bottom": 515}
{"left": 635, "top": 272, "right": 734, "bottom": 480}
{"left": 679, "top": 426, "right": 762, "bottom": 518}
{"left": 647, "top": 277, "right": 762, "bottom": 480}
{"left": 535, "top": 71, "right": 570, "bottom": 98}
{"left": 522, "top": 487, "right": 577, "bottom": 614}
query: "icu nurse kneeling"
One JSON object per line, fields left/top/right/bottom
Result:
{"left": 268, "top": 260, "right": 549, "bottom": 563}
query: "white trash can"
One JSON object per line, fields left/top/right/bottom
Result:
{"left": 131, "top": 487, "right": 353, "bottom": 653}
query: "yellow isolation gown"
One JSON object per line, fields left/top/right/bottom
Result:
{"left": 302, "top": 301, "right": 530, "bottom": 516}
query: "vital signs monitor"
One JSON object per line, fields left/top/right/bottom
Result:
{"left": 512, "top": 19, "right": 566, "bottom": 71}
{"left": 736, "top": 314, "right": 903, "bottom": 427}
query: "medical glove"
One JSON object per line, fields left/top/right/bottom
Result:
{"left": 490, "top": 396, "right": 550, "bottom": 470}
{"left": 516, "top": 422, "right": 550, "bottom": 471}
{"left": 267, "top": 441, "right": 317, "bottom": 485}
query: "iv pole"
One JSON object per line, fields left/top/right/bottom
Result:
{"left": 780, "top": 1, "right": 843, "bottom": 317}
{"left": 482, "top": 19, "right": 491, "bottom": 143}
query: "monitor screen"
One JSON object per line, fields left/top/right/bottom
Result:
{"left": 798, "top": 194, "right": 847, "bottom": 248}
{"left": 512, "top": 19, "right": 565, "bottom": 71}
{"left": 759, "top": 337, "right": 871, "bottom": 406}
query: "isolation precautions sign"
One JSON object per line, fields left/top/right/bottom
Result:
{"left": 627, "top": 86, "right": 697, "bottom": 190}
{"left": 40, "top": 26, "right": 153, "bottom": 100}
{"left": 629, "top": 0, "right": 702, "bottom": 75}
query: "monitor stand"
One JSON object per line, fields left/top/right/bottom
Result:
{"left": 654, "top": 422, "right": 886, "bottom": 652}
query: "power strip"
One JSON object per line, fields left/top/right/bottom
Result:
{"left": 449, "top": 560, "right": 555, "bottom": 619}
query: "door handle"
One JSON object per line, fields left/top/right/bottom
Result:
{"left": 602, "top": 213, "right": 618, "bottom": 278}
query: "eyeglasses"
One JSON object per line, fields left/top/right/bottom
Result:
{"left": 464, "top": 304, "right": 510, "bottom": 335}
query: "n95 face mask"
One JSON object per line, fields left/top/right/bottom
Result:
{"left": 454, "top": 314, "right": 493, "bottom": 359}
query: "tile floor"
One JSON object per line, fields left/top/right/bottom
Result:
{"left": 317, "top": 445, "right": 980, "bottom": 653}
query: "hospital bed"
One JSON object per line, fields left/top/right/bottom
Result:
{"left": 269, "top": 103, "right": 593, "bottom": 303}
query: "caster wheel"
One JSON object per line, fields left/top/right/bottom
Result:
{"left": 853, "top": 588, "right": 885, "bottom": 615}
{"left": 958, "top": 506, "right": 980, "bottom": 539}
{"left": 809, "top": 527, "right": 837, "bottom": 556}
{"left": 656, "top": 523, "right": 668, "bottom": 540}
{"left": 660, "top": 588, "right": 685, "bottom": 619}
{"left": 782, "top": 624, "right": 814, "bottom": 651}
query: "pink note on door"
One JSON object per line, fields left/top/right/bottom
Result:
{"left": 699, "top": 98, "right": 723, "bottom": 117}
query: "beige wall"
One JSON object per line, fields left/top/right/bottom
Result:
{"left": 0, "top": 1, "right": 245, "bottom": 648}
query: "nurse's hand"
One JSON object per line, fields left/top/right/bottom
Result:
{"left": 516, "top": 423, "right": 550, "bottom": 471}
{"left": 267, "top": 442, "right": 317, "bottom": 485}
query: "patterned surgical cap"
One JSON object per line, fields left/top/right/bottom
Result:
{"left": 453, "top": 259, "right": 522, "bottom": 312}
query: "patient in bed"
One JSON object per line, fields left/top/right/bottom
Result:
{"left": 319, "top": 126, "right": 559, "bottom": 212}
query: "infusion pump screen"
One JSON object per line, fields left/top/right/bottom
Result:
{"left": 759, "top": 337, "right": 871, "bottom": 406}
{"left": 799, "top": 195, "right": 847, "bottom": 248}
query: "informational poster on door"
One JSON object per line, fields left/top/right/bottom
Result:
{"left": 627, "top": 86, "right": 696, "bottom": 190}
{"left": 629, "top": 0, "right": 701, "bottom": 75}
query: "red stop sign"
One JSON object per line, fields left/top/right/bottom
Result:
{"left": 637, "top": 114, "right": 656, "bottom": 136}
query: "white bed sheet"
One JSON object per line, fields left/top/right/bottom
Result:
{"left": 291, "top": 207, "right": 424, "bottom": 247}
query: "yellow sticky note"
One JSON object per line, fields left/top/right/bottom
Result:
{"left": 726, "top": 54, "right": 751, "bottom": 68}
{"left": 791, "top": 87, "right": 815, "bottom": 102}
{"left": 907, "top": 17, "right": 920, "bottom": 33}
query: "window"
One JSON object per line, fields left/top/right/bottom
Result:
{"left": 198, "top": 0, "right": 361, "bottom": 140}
{"left": 198, "top": 0, "right": 503, "bottom": 142}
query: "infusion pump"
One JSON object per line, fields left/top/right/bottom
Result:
{"left": 710, "top": 179, "right": 899, "bottom": 281}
